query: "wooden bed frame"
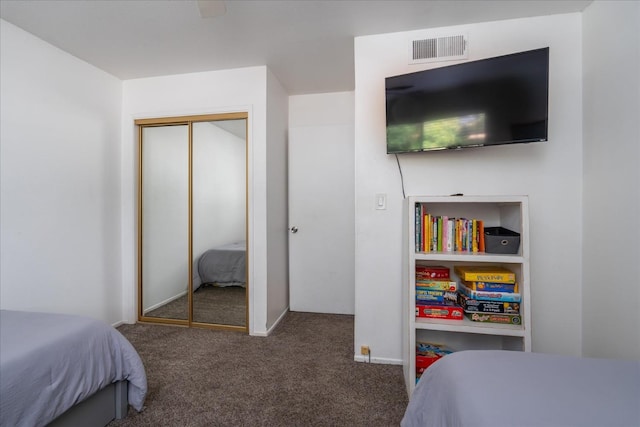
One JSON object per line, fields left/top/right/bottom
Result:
{"left": 48, "top": 381, "right": 129, "bottom": 427}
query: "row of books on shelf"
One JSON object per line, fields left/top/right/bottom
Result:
{"left": 414, "top": 203, "right": 486, "bottom": 253}
{"left": 415, "top": 265, "right": 522, "bottom": 325}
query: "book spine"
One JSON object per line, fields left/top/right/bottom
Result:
{"left": 458, "top": 283, "right": 522, "bottom": 302}
{"left": 424, "top": 213, "right": 431, "bottom": 252}
{"left": 461, "top": 219, "right": 469, "bottom": 251}
{"left": 431, "top": 217, "right": 437, "bottom": 252}
{"left": 478, "top": 220, "right": 485, "bottom": 252}
{"left": 441, "top": 216, "right": 448, "bottom": 252}
{"left": 415, "top": 203, "right": 421, "bottom": 252}
{"left": 472, "top": 219, "right": 478, "bottom": 252}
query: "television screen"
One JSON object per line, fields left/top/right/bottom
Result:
{"left": 385, "top": 47, "right": 549, "bottom": 154}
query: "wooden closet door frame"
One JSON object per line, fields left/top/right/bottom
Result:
{"left": 136, "top": 112, "right": 249, "bottom": 332}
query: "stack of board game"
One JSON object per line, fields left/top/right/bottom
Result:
{"left": 415, "top": 265, "right": 463, "bottom": 320}
{"left": 415, "top": 342, "right": 454, "bottom": 383}
{"left": 454, "top": 265, "right": 522, "bottom": 325}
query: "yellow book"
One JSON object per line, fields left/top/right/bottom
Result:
{"left": 472, "top": 219, "right": 478, "bottom": 253}
{"left": 454, "top": 265, "right": 516, "bottom": 284}
{"left": 424, "top": 213, "right": 431, "bottom": 252}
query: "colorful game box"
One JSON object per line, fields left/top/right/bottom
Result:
{"left": 415, "top": 342, "right": 454, "bottom": 371}
{"left": 454, "top": 265, "right": 516, "bottom": 283}
{"left": 416, "top": 302, "right": 463, "bottom": 320}
{"left": 415, "top": 280, "right": 457, "bottom": 292}
{"left": 416, "top": 265, "right": 450, "bottom": 279}
{"left": 457, "top": 293, "right": 520, "bottom": 314}
{"left": 465, "top": 312, "right": 522, "bottom": 325}
{"left": 458, "top": 282, "right": 522, "bottom": 303}
{"left": 416, "top": 289, "right": 457, "bottom": 303}
{"left": 461, "top": 280, "right": 518, "bottom": 293}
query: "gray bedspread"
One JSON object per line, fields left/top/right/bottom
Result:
{"left": 198, "top": 240, "right": 246, "bottom": 286}
{"left": 402, "top": 350, "right": 640, "bottom": 427}
{"left": 0, "top": 310, "right": 147, "bottom": 427}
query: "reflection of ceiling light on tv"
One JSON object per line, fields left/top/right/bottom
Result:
{"left": 468, "top": 133, "right": 486, "bottom": 140}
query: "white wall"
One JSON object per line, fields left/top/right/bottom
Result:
{"left": 0, "top": 20, "right": 124, "bottom": 324}
{"left": 582, "top": 1, "right": 640, "bottom": 360}
{"left": 121, "top": 67, "right": 276, "bottom": 335}
{"left": 0, "top": 20, "right": 287, "bottom": 333}
{"left": 354, "top": 14, "right": 584, "bottom": 362}
{"left": 265, "top": 69, "right": 290, "bottom": 330}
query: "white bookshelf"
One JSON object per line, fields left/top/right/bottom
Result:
{"left": 402, "top": 195, "right": 531, "bottom": 395}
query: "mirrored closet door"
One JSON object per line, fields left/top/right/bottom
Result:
{"left": 137, "top": 113, "right": 248, "bottom": 332}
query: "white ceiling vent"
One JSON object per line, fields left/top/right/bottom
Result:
{"left": 409, "top": 34, "right": 468, "bottom": 64}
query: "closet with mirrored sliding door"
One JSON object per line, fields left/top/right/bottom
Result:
{"left": 136, "top": 113, "right": 248, "bottom": 332}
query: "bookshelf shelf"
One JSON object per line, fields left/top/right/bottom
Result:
{"left": 415, "top": 252, "right": 525, "bottom": 263}
{"left": 414, "top": 317, "right": 525, "bottom": 335}
{"left": 403, "top": 195, "right": 531, "bottom": 396}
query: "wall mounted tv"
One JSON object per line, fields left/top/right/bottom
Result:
{"left": 385, "top": 47, "right": 549, "bottom": 154}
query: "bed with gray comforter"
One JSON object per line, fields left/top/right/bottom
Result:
{"left": 402, "top": 349, "right": 640, "bottom": 427}
{"left": 197, "top": 240, "right": 246, "bottom": 288}
{"left": 0, "top": 310, "right": 147, "bottom": 427}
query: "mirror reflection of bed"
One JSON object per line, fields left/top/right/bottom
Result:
{"left": 144, "top": 241, "right": 246, "bottom": 326}
{"left": 193, "top": 240, "right": 246, "bottom": 326}
{"left": 138, "top": 114, "right": 248, "bottom": 330}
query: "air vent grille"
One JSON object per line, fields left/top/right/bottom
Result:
{"left": 410, "top": 34, "right": 468, "bottom": 64}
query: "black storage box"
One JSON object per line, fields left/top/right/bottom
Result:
{"left": 484, "top": 227, "right": 520, "bottom": 254}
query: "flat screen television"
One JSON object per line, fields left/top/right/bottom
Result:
{"left": 385, "top": 47, "right": 549, "bottom": 154}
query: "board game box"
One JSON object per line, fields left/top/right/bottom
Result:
{"left": 416, "top": 302, "right": 464, "bottom": 320}
{"left": 415, "top": 342, "right": 454, "bottom": 369}
{"left": 461, "top": 280, "right": 518, "bottom": 293}
{"left": 415, "top": 280, "right": 457, "bottom": 291}
{"left": 454, "top": 265, "right": 516, "bottom": 283}
{"left": 457, "top": 293, "right": 520, "bottom": 314}
{"left": 416, "top": 289, "right": 457, "bottom": 303}
{"left": 465, "top": 312, "right": 522, "bottom": 325}
{"left": 458, "top": 282, "right": 522, "bottom": 303}
{"left": 416, "top": 265, "right": 450, "bottom": 279}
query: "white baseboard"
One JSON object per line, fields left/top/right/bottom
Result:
{"left": 143, "top": 290, "right": 187, "bottom": 314}
{"left": 251, "top": 306, "right": 290, "bottom": 337}
{"left": 354, "top": 354, "right": 403, "bottom": 365}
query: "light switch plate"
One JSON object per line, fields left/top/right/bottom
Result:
{"left": 376, "top": 193, "right": 387, "bottom": 210}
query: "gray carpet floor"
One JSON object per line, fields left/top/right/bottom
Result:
{"left": 112, "top": 311, "right": 408, "bottom": 426}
